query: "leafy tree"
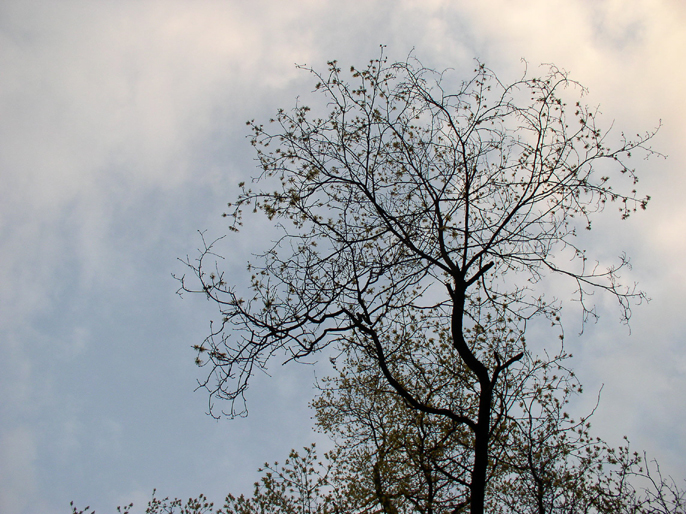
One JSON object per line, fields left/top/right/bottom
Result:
{"left": 69, "top": 440, "right": 684, "bottom": 514}
{"left": 219, "top": 445, "right": 349, "bottom": 514}
{"left": 314, "top": 337, "right": 686, "bottom": 513}
{"left": 176, "top": 50, "right": 659, "bottom": 513}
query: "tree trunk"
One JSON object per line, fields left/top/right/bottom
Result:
{"left": 470, "top": 383, "right": 493, "bottom": 514}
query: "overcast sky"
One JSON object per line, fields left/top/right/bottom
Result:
{"left": 1, "top": 1, "right": 685, "bottom": 513}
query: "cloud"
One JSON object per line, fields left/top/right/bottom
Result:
{"left": 0, "top": 427, "right": 38, "bottom": 514}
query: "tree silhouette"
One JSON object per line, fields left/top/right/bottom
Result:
{"left": 177, "top": 51, "right": 659, "bottom": 513}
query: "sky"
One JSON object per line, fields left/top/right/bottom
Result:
{"left": 1, "top": 1, "right": 685, "bottom": 512}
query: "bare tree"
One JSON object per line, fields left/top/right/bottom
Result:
{"left": 177, "top": 50, "right": 658, "bottom": 513}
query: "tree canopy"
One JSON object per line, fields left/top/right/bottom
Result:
{"left": 174, "top": 52, "right": 667, "bottom": 513}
